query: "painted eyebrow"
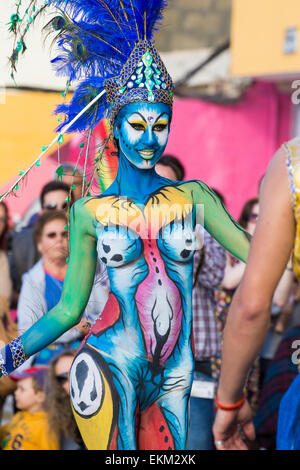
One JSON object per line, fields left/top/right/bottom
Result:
{"left": 154, "top": 113, "right": 169, "bottom": 123}
{"left": 127, "top": 112, "right": 147, "bottom": 123}
{"left": 127, "top": 112, "right": 169, "bottom": 124}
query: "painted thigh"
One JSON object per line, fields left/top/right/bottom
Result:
{"left": 69, "top": 344, "right": 138, "bottom": 450}
{"left": 138, "top": 386, "right": 191, "bottom": 450}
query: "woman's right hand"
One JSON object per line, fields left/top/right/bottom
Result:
{"left": 75, "top": 318, "right": 91, "bottom": 335}
{"left": 213, "top": 399, "right": 255, "bottom": 450}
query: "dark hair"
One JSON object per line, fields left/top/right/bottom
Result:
{"left": 157, "top": 154, "right": 185, "bottom": 181}
{"left": 40, "top": 181, "right": 73, "bottom": 208}
{"left": 33, "top": 210, "right": 68, "bottom": 245}
{"left": 0, "top": 202, "right": 9, "bottom": 251}
{"left": 211, "top": 188, "right": 226, "bottom": 206}
{"left": 45, "top": 350, "right": 82, "bottom": 442}
{"left": 238, "top": 197, "right": 259, "bottom": 229}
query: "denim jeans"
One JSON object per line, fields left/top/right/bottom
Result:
{"left": 187, "top": 370, "right": 216, "bottom": 450}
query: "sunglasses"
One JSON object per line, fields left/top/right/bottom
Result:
{"left": 46, "top": 231, "right": 68, "bottom": 239}
{"left": 43, "top": 202, "right": 68, "bottom": 210}
{"left": 248, "top": 213, "right": 259, "bottom": 222}
{"left": 56, "top": 372, "right": 69, "bottom": 385}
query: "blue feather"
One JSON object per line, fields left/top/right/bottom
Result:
{"left": 55, "top": 77, "right": 107, "bottom": 132}
{"left": 46, "top": 0, "right": 169, "bottom": 131}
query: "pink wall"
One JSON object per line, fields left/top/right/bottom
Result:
{"left": 165, "top": 81, "right": 292, "bottom": 219}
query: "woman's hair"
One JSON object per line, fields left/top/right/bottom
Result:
{"left": 33, "top": 210, "right": 68, "bottom": 245}
{"left": 157, "top": 154, "right": 185, "bottom": 181}
{"left": 238, "top": 197, "right": 259, "bottom": 229}
{"left": 45, "top": 350, "right": 81, "bottom": 442}
{"left": 0, "top": 202, "right": 9, "bottom": 251}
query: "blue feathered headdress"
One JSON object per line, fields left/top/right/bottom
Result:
{"left": 9, "top": 0, "right": 173, "bottom": 132}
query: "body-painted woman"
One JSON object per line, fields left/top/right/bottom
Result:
{"left": 1, "top": 0, "right": 251, "bottom": 450}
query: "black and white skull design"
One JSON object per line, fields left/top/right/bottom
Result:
{"left": 70, "top": 351, "right": 104, "bottom": 418}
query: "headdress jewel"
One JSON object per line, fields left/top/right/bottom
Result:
{"left": 105, "top": 39, "right": 173, "bottom": 126}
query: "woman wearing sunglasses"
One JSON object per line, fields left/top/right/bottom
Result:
{"left": 17, "top": 211, "right": 108, "bottom": 368}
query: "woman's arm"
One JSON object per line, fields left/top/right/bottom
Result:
{"left": 221, "top": 255, "right": 245, "bottom": 290}
{"left": 0, "top": 199, "right": 99, "bottom": 375}
{"left": 213, "top": 146, "right": 296, "bottom": 449}
{"left": 183, "top": 181, "right": 251, "bottom": 263}
{"left": 272, "top": 257, "right": 294, "bottom": 307}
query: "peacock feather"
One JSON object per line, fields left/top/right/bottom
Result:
{"left": 8, "top": 0, "right": 169, "bottom": 131}
{"left": 3, "top": 0, "right": 170, "bottom": 202}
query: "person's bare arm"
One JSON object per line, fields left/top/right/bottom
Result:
{"left": 0, "top": 199, "right": 99, "bottom": 379}
{"left": 221, "top": 255, "right": 245, "bottom": 290}
{"left": 272, "top": 256, "right": 294, "bottom": 307}
{"left": 213, "top": 146, "right": 295, "bottom": 449}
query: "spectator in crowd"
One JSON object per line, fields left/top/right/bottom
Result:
{"left": 45, "top": 350, "right": 85, "bottom": 450}
{"left": 0, "top": 201, "right": 16, "bottom": 421}
{"left": 254, "top": 323, "right": 300, "bottom": 449}
{"left": 211, "top": 140, "right": 299, "bottom": 449}
{"left": 214, "top": 198, "right": 261, "bottom": 413}
{"left": 155, "top": 154, "right": 185, "bottom": 181}
{"left": 216, "top": 198, "right": 259, "bottom": 299}
{"left": 17, "top": 210, "right": 108, "bottom": 367}
{"left": 40, "top": 180, "right": 74, "bottom": 213}
{"left": 0, "top": 202, "right": 12, "bottom": 307}
{"left": 9, "top": 181, "right": 74, "bottom": 299}
{"left": 0, "top": 366, "right": 59, "bottom": 450}
{"left": 187, "top": 229, "right": 226, "bottom": 450}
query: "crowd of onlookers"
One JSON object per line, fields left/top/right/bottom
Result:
{"left": 0, "top": 157, "right": 298, "bottom": 450}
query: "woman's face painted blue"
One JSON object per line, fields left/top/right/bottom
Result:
{"left": 113, "top": 102, "right": 171, "bottom": 169}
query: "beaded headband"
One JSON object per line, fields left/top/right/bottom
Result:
{"left": 105, "top": 40, "right": 174, "bottom": 126}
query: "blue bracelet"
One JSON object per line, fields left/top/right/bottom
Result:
{"left": 0, "top": 337, "right": 28, "bottom": 376}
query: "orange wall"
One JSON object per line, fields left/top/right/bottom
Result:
{"left": 0, "top": 89, "right": 70, "bottom": 187}
{"left": 231, "top": 0, "right": 300, "bottom": 77}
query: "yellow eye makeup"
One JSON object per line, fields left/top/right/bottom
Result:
{"left": 128, "top": 121, "right": 147, "bottom": 131}
{"left": 153, "top": 119, "right": 168, "bottom": 131}
{"left": 156, "top": 119, "right": 168, "bottom": 126}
